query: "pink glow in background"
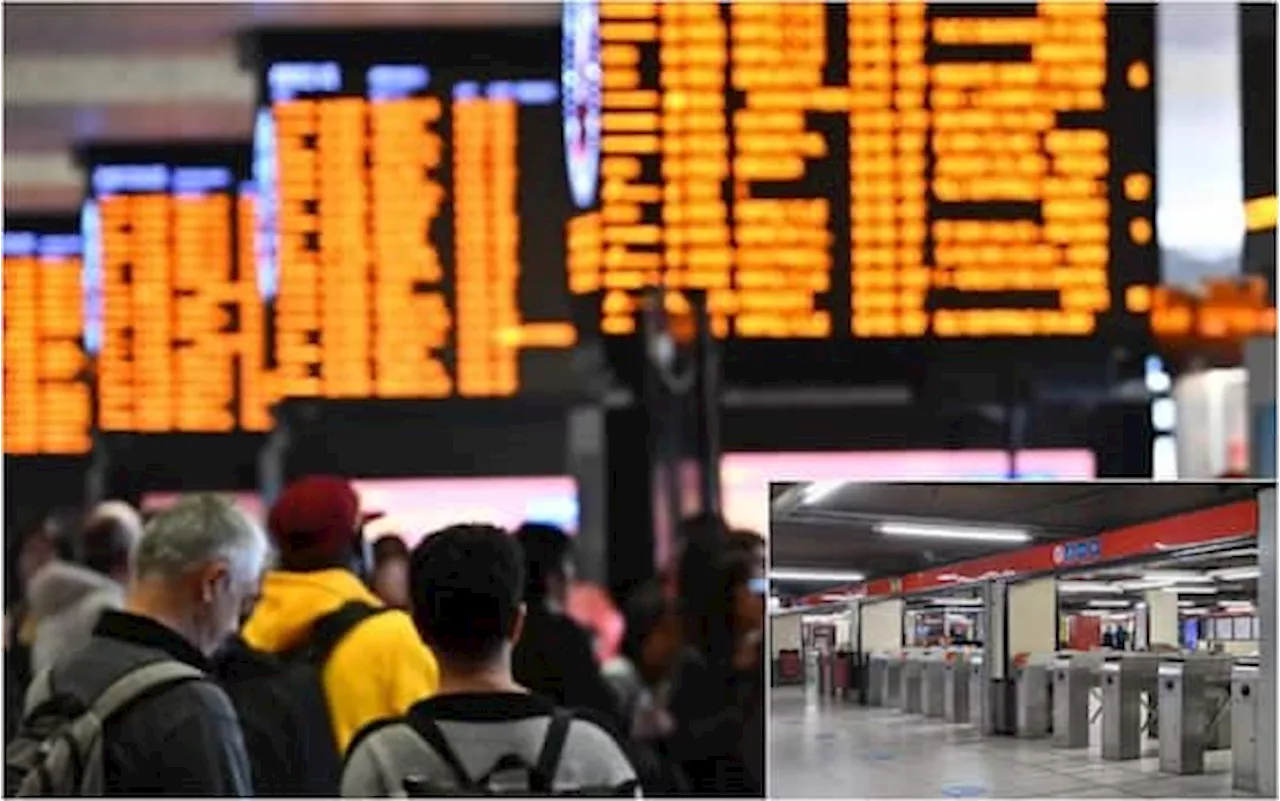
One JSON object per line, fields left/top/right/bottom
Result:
{"left": 141, "top": 449, "right": 1094, "bottom": 546}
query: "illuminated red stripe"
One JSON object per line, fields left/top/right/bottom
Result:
{"left": 796, "top": 499, "right": 1259, "bottom": 605}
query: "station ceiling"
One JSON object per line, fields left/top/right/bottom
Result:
{"left": 770, "top": 482, "right": 1268, "bottom": 597}
{"left": 2, "top": 2, "right": 558, "bottom": 210}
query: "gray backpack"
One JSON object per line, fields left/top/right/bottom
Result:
{"left": 4, "top": 661, "right": 204, "bottom": 796}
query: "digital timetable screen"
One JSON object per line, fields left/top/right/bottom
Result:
{"left": 249, "top": 29, "right": 577, "bottom": 402}
{"left": 2, "top": 217, "right": 92, "bottom": 456}
{"left": 565, "top": 1, "right": 1158, "bottom": 368}
{"left": 80, "top": 144, "right": 272, "bottom": 434}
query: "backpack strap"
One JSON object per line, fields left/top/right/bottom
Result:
{"left": 23, "top": 668, "right": 56, "bottom": 715}
{"left": 408, "top": 715, "right": 476, "bottom": 791}
{"left": 530, "top": 709, "right": 574, "bottom": 793}
{"left": 89, "top": 661, "right": 206, "bottom": 721}
{"left": 301, "top": 602, "right": 389, "bottom": 665}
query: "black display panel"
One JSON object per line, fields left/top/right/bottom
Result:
{"left": 77, "top": 142, "right": 270, "bottom": 434}
{"left": 243, "top": 28, "right": 577, "bottom": 402}
{"left": 565, "top": 1, "right": 1159, "bottom": 386}
{"left": 2, "top": 213, "right": 92, "bottom": 455}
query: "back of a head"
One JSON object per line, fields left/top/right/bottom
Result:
{"left": 134, "top": 494, "right": 271, "bottom": 584}
{"left": 514, "top": 522, "right": 572, "bottom": 603}
{"left": 79, "top": 501, "right": 144, "bottom": 579}
{"left": 267, "top": 475, "right": 363, "bottom": 572}
{"left": 410, "top": 524, "right": 524, "bottom": 666}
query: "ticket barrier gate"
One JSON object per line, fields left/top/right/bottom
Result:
{"left": 899, "top": 654, "right": 925, "bottom": 714}
{"left": 1015, "top": 660, "right": 1053, "bottom": 738}
{"left": 944, "top": 652, "right": 971, "bottom": 723}
{"left": 882, "top": 654, "right": 904, "bottom": 709}
{"left": 923, "top": 653, "right": 948, "bottom": 719}
{"left": 1101, "top": 653, "right": 1161, "bottom": 761}
{"left": 1231, "top": 658, "right": 1264, "bottom": 794}
{"left": 866, "top": 655, "right": 885, "bottom": 707}
{"left": 968, "top": 652, "right": 987, "bottom": 729}
{"left": 1053, "top": 651, "right": 1105, "bottom": 749}
{"left": 1157, "top": 656, "right": 1233, "bottom": 775}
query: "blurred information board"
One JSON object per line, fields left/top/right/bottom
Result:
{"left": 2, "top": 216, "right": 92, "bottom": 455}
{"left": 80, "top": 144, "right": 271, "bottom": 433}
{"left": 565, "top": 1, "right": 1157, "bottom": 349}
{"left": 249, "top": 29, "right": 576, "bottom": 401}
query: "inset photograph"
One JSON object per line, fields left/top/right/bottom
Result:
{"left": 768, "top": 482, "right": 1275, "bottom": 799}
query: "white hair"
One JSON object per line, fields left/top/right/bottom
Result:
{"left": 133, "top": 495, "right": 272, "bottom": 583}
{"left": 88, "top": 500, "right": 145, "bottom": 550}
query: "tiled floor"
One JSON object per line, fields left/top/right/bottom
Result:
{"left": 769, "top": 687, "right": 1257, "bottom": 799}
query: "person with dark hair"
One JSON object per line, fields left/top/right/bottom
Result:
{"left": 511, "top": 523, "right": 626, "bottom": 729}
{"left": 341, "top": 524, "right": 640, "bottom": 797}
{"left": 238, "top": 476, "right": 439, "bottom": 754}
{"left": 4, "top": 521, "right": 69, "bottom": 744}
{"left": 370, "top": 534, "right": 412, "bottom": 610}
{"left": 666, "top": 538, "right": 767, "bottom": 797}
{"left": 26, "top": 502, "right": 144, "bottom": 678}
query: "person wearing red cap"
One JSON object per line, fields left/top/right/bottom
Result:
{"left": 240, "top": 475, "right": 439, "bottom": 754}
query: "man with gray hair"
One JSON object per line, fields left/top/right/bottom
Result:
{"left": 8, "top": 495, "right": 268, "bottom": 796}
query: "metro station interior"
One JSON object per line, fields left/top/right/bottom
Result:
{"left": 769, "top": 482, "right": 1277, "bottom": 798}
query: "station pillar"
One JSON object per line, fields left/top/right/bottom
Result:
{"left": 1257, "top": 486, "right": 1276, "bottom": 795}
{"left": 1143, "top": 588, "right": 1180, "bottom": 648}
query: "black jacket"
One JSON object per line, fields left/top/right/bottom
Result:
{"left": 38, "top": 611, "right": 253, "bottom": 797}
{"left": 512, "top": 606, "right": 625, "bottom": 732}
{"left": 667, "top": 649, "right": 764, "bottom": 798}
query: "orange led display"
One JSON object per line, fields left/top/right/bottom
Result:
{"left": 582, "top": 1, "right": 1157, "bottom": 343}
{"left": 89, "top": 159, "right": 257, "bottom": 434}
{"left": 2, "top": 234, "right": 91, "bottom": 455}
{"left": 266, "top": 69, "right": 575, "bottom": 401}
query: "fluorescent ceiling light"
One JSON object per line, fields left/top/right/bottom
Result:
{"left": 875, "top": 522, "right": 1030, "bottom": 543}
{"left": 1088, "top": 599, "right": 1132, "bottom": 608}
{"left": 1142, "top": 571, "right": 1213, "bottom": 583}
{"left": 1162, "top": 585, "right": 1218, "bottom": 595}
{"left": 1177, "top": 600, "right": 1196, "bottom": 608}
{"left": 1210, "top": 567, "right": 1260, "bottom": 581}
{"left": 1058, "top": 581, "right": 1122, "bottom": 594}
{"left": 801, "top": 482, "right": 844, "bottom": 505}
{"left": 928, "top": 597, "right": 983, "bottom": 606}
{"left": 1219, "top": 600, "right": 1256, "bottom": 609}
{"left": 770, "top": 569, "right": 865, "bottom": 583}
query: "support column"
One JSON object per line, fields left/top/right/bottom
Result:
{"left": 1009, "top": 577, "right": 1058, "bottom": 656}
{"left": 1257, "top": 486, "right": 1276, "bottom": 795}
{"left": 1246, "top": 337, "right": 1276, "bottom": 478}
{"left": 981, "top": 579, "right": 1012, "bottom": 734}
{"left": 1144, "top": 588, "right": 1180, "bottom": 648}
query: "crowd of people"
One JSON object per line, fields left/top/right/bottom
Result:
{"left": 3, "top": 475, "right": 766, "bottom": 797}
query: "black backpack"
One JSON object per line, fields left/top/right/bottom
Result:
{"left": 5, "top": 661, "right": 205, "bottom": 796}
{"left": 402, "top": 708, "right": 640, "bottom": 798}
{"left": 213, "top": 601, "right": 390, "bottom": 797}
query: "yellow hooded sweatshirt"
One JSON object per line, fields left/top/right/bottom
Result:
{"left": 241, "top": 568, "right": 439, "bottom": 754}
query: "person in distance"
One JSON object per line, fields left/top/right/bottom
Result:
{"left": 26, "top": 501, "right": 145, "bottom": 678}
{"left": 512, "top": 523, "right": 626, "bottom": 730}
{"left": 6, "top": 495, "right": 268, "bottom": 795}
{"left": 342, "top": 523, "right": 640, "bottom": 797}
{"left": 370, "top": 533, "right": 412, "bottom": 610}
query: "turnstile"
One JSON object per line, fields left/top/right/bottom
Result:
{"left": 1052, "top": 652, "right": 1101, "bottom": 749}
{"left": 944, "top": 652, "right": 971, "bottom": 723}
{"left": 1157, "top": 656, "right": 1233, "bottom": 775}
{"left": 866, "top": 654, "right": 885, "bottom": 706}
{"left": 1231, "top": 658, "right": 1262, "bottom": 794}
{"left": 900, "top": 654, "right": 924, "bottom": 714}
{"left": 1015, "top": 661, "right": 1052, "bottom": 738}
{"left": 1101, "top": 654, "right": 1161, "bottom": 761}
{"left": 883, "top": 654, "right": 903, "bottom": 709}
{"left": 923, "top": 655, "right": 947, "bottom": 719}
{"left": 968, "top": 652, "right": 989, "bottom": 729}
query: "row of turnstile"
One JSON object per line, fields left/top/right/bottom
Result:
{"left": 850, "top": 648, "right": 1267, "bottom": 793}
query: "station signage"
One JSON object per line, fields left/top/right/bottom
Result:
{"left": 1051, "top": 539, "right": 1102, "bottom": 566}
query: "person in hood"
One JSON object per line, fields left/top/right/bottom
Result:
{"left": 240, "top": 475, "right": 440, "bottom": 753}
{"left": 26, "top": 501, "right": 144, "bottom": 678}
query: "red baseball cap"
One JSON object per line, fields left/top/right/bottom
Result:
{"left": 267, "top": 475, "right": 383, "bottom": 556}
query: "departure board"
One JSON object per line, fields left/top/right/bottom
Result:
{"left": 79, "top": 144, "right": 271, "bottom": 434}
{"left": 565, "top": 1, "right": 1157, "bottom": 359}
{"left": 2, "top": 215, "right": 92, "bottom": 455}
{"left": 248, "top": 29, "right": 577, "bottom": 401}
